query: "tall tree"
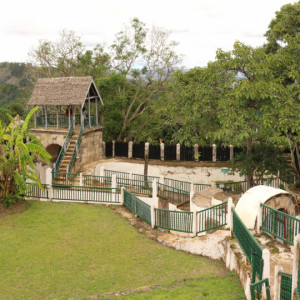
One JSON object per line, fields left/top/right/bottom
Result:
{"left": 213, "top": 42, "right": 285, "bottom": 187}
{"left": 102, "top": 18, "right": 182, "bottom": 141}
{"left": 29, "top": 29, "right": 110, "bottom": 78}
{"left": 264, "top": 1, "right": 300, "bottom": 186}
{"left": 157, "top": 64, "right": 233, "bottom": 146}
{"left": 264, "top": 1, "right": 300, "bottom": 53}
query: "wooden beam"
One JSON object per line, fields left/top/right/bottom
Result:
{"left": 88, "top": 94, "right": 91, "bottom": 128}
{"left": 95, "top": 97, "right": 98, "bottom": 126}
{"left": 86, "top": 96, "right": 97, "bottom": 100}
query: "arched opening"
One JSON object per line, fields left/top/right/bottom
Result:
{"left": 46, "top": 144, "right": 62, "bottom": 163}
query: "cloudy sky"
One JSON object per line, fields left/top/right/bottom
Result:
{"left": 0, "top": 0, "right": 294, "bottom": 68}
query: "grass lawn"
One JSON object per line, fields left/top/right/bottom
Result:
{"left": 0, "top": 201, "right": 245, "bottom": 299}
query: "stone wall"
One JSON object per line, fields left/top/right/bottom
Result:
{"left": 73, "top": 127, "right": 104, "bottom": 173}
{"left": 30, "top": 128, "right": 67, "bottom": 148}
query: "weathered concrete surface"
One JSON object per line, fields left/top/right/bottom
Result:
{"left": 192, "top": 187, "right": 223, "bottom": 209}
{"left": 157, "top": 230, "right": 230, "bottom": 259}
{"left": 93, "top": 159, "right": 244, "bottom": 185}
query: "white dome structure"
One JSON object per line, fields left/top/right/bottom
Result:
{"left": 235, "top": 185, "right": 298, "bottom": 229}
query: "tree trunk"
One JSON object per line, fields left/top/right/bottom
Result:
{"left": 246, "top": 137, "right": 254, "bottom": 189}
{"left": 290, "top": 141, "right": 300, "bottom": 188}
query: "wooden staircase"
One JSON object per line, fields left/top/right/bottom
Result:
{"left": 60, "top": 130, "right": 79, "bottom": 173}
{"left": 53, "top": 130, "right": 80, "bottom": 185}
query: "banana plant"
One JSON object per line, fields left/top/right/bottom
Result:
{"left": 0, "top": 107, "right": 51, "bottom": 207}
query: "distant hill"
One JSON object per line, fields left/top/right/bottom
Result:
{"left": 0, "top": 62, "right": 34, "bottom": 108}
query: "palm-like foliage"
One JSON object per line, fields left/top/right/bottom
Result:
{"left": 0, "top": 107, "right": 51, "bottom": 207}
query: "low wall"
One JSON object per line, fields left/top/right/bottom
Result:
{"left": 94, "top": 161, "right": 244, "bottom": 185}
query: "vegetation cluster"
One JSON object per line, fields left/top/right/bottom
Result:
{"left": 0, "top": 2, "right": 300, "bottom": 188}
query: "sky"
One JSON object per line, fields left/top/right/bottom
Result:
{"left": 0, "top": 0, "right": 295, "bottom": 68}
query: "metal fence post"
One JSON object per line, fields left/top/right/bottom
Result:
{"left": 46, "top": 167, "right": 53, "bottom": 201}
{"left": 80, "top": 173, "right": 83, "bottom": 186}
{"left": 189, "top": 190, "right": 195, "bottom": 212}
{"left": 128, "top": 141, "right": 133, "bottom": 159}
{"left": 176, "top": 143, "right": 180, "bottom": 161}
{"left": 151, "top": 205, "right": 155, "bottom": 228}
{"left": 152, "top": 179, "right": 159, "bottom": 208}
{"left": 262, "top": 249, "right": 271, "bottom": 298}
{"left": 292, "top": 234, "right": 300, "bottom": 298}
{"left": 212, "top": 144, "right": 217, "bottom": 162}
{"left": 226, "top": 198, "right": 234, "bottom": 236}
{"left": 152, "top": 178, "right": 158, "bottom": 200}
{"left": 230, "top": 145, "right": 234, "bottom": 161}
{"left": 160, "top": 142, "right": 164, "bottom": 161}
{"left": 112, "top": 140, "right": 115, "bottom": 158}
{"left": 257, "top": 203, "right": 262, "bottom": 234}
{"left": 192, "top": 211, "right": 197, "bottom": 237}
{"left": 274, "top": 265, "right": 283, "bottom": 300}
{"left": 194, "top": 144, "right": 199, "bottom": 161}
{"left": 120, "top": 187, "right": 125, "bottom": 206}
{"left": 145, "top": 142, "right": 149, "bottom": 160}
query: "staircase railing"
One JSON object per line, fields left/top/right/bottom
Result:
{"left": 52, "top": 121, "right": 74, "bottom": 180}
{"left": 66, "top": 123, "right": 84, "bottom": 176}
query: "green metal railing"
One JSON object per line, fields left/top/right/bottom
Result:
{"left": 279, "top": 272, "right": 292, "bottom": 300}
{"left": 261, "top": 204, "right": 300, "bottom": 245}
{"left": 132, "top": 174, "right": 160, "bottom": 183}
{"left": 164, "top": 177, "right": 191, "bottom": 193}
{"left": 232, "top": 208, "right": 263, "bottom": 283}
{"left": 117, "top": 178, "right": 152, "bottom": 196}
{"left": 155, "top": 208, "right": 193, "bottom": 233}
{"left": 157, "top": 182, "right": 189, "bottom": 204}
{"left": 83, "top": 174, "right": 111, "bottom": 188}
{"left": 52, "top": 185, "right": 121, "bottom": 203}
{"left": 194, "top": 183, "right": 211, "bottom": 193}
{"left": 254, "top": 177, "right": 284, "bottom": 189}
{"left": 84, "top": 115, "right": 97, "bottom": 127}
{"left": 104, "top": 169, "right": 130, "bottom": 180}
{"left": 216, "top": 181, "right": 247, "bottom": 193}
{"left": 250, "top": 278, "right": 270, "bottom": 300}
{"left": 26, "top": 183, "right": 49, "bottom": 199}
{"left": 124, "top": 190, "right": 151, "bottom": 224}
{"left": 52, "top": 120, "right": 74, "bottom": 180}
{"left": 36, "top": 114, "right": 69, "bottom": 128}
{"left": 197, "top": 202, "right": 227, "bottom": 233}
{"left": 52, "top": 172, "right": 79, "bottom": 186}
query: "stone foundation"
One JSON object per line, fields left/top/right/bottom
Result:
{"left": 73, "top": 127, "right": 104, "bottom": 173}
{"left": 30, "top": 128, "right": 68, "bottom": 148}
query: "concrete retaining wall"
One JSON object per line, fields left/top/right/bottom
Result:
{"left": 94, "top": 161, "right": 244, "bottom": 185}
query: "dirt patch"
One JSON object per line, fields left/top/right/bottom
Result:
{"left": 0, "top": 199, "right": 28, "bottom": 218}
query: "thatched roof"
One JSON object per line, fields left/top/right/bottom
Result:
{"left": 28, "top": 76, "right": 103, "bottom": 106}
